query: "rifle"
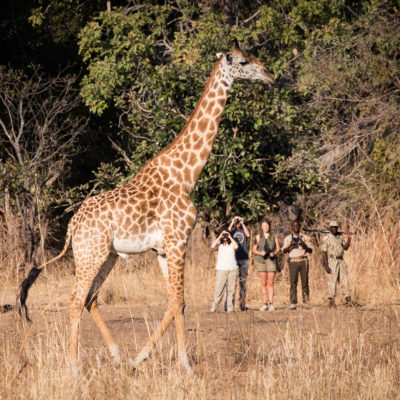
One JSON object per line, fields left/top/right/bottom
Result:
{"left": 303, "top": 228, "right": 356, "bottom": 235}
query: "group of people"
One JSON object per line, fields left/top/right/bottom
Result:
{"left": 210, "top": 217, "right": 354, "bottom": 312}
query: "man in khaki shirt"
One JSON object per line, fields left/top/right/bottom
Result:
{"left": 282, "top": 220, "right": 313, "bottom": 310}
{"left": 321, "top": 221, "right": 353, "bottom": 308}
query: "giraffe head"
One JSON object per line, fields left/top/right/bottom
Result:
{"left": 217, "top": 39, "right": 275, "bottom": 85}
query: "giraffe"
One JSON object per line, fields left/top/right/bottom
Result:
{"left": 17, "top": 39, "right": 275, "bottom": 374}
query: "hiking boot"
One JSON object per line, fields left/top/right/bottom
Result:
{"left": 345, "top": 296, "right": 361, "bottom": 307}
{"left": 259, "top": 304, "right": 268, "bottom": 311}
{"left": 240, "top": 304, "right": 248, "bottom": 311}
{"left": 289, "top": 303, "right": 297, "bottom": 310}
{"left": 328, "top": 298, "right": 336, "bottom": 308}
{"left": 303, "top": 303, "right": 311, "bottom": 309}
{"left": 269, "top": 304, "right": 275, "bottom": 311}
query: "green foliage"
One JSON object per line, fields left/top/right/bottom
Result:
{"left": 27, "top": 0, "right": 102, "bottom": 45}
{"left": 79, "top": 1, "right": 359, "bottom": 225}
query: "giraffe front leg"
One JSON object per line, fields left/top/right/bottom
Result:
{"left": 130, "top": 241, "right": 193, "bottom": 374}
{"left": 175, "top": 303, "right": 193, "bottom": 374}
{"left": 128, "top": 307, "right": 175, "bottom": 369}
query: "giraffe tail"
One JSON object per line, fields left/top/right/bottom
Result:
{"left": 17, "top": 223, "right": 73, "bottom": 322}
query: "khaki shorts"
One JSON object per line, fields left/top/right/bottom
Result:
{"left": 255, "top": 259, "right": 277, "bottom": 273}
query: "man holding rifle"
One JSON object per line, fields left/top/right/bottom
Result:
{"left": 321, "top": 221, "right": 354, "bottom": 308}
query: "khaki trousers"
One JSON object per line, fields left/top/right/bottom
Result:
{"left": 211, "top": 269, "right": 238, "bottom": 312}
{"left": 327, "top": 259, "right": 350, "bottom": 298}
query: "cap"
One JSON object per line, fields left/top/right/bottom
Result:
{"left": 329, "top": 220, "right": 339, "bottom": 227}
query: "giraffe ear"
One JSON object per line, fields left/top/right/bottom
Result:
{"left": 232, "top": 38, "right": 240, "bottom": 51}
{"left": 216, "top": 53, "right": 223, "bottom": 59}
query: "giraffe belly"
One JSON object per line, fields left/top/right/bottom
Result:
{"left": 111, "top": 230, "right": 163, "bottom": 259}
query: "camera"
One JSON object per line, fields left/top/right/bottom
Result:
{"left": 263, "top": 243, "right": 275, "bottom": 260}
{"left": 292, "top": 236, "right": 301, "bottom": 248}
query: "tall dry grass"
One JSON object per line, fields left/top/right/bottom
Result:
{"left": 0, "top": 221, "right": 399, "bottom": 399}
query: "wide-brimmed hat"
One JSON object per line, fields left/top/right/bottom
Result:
{"left": 329, "top": 220, "right": 339, "bottom": 227}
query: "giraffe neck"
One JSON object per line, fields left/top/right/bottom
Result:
{"left": 161, "top": 59, "right": 233, "bottom": 192}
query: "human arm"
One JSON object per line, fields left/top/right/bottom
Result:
{"left": 211, "top": 232, "right": 224, "bottom": 250}
{"left": 241, "top": 219, "right": 250, "bottom": 238}
{"left": 227, "top": 216, "right": 238, "bottom": 231}
{"left": 272, "top": 235, "right": 281, "bottom": 258}
{"left": 321, "top": 236, "right": 331, "bottom": 273}
{"left": 298, "top": 235, "right": 313, "bottom": 254}
{"left": 228, "top": 232, "right": 239, "bottom": 250}
{"left": 252, "top": 234, "right": 266, "bottom": 256}
{"left": 343, "top": 233, "right": 352, "bottom": 251}
{"left": 282, "top": 235, "right": 295, "bottom": 254}
{"left": 322, "top": 251, "right": 331, "bottom": 274}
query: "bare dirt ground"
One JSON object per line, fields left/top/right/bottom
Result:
{"left": 1, "top": 286, "right": 399, "bottom": 376}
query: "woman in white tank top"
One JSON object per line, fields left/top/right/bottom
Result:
{"left": 210, "top": 231, "right": 238, "bottom": 312}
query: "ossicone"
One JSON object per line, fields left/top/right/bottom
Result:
{"left": 232, "top": 38, "right": 241, "bottom": 51}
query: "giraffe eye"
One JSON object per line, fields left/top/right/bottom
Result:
{"left": 239, "top": 61, "right": 249, "bottom": 66}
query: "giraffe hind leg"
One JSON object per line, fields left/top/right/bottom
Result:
{"left": 85, "top": 254, "right": 121, "bottom": 367}
{"left": 68, "top": 254, "right": 119, "bottom": 371}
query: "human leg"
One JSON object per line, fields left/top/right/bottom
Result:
{"left": 327, "top": 260, "right": 339, "bottom": 299}
{"left": 238, "top": 261, "right": 248, "bottom": 310}
{"left": 259, "top": 271, "right": 268, "bottom": 308}
{"left": 299, "top": 260, "right": 310, "bottom": 304}
{"left": 226, "top": 269, "right": 239, "bottom": 312}
{"left": 338, "top": 260, "right": 351, "bottom": 298}
{"left": 211, "top": 270, "right": 228, "bottom": 311}
{"left": 266, "top": 271, "right": 276, "bottom": 306}
{"left": 289, "top": 262, "right": 299, "bottom": 305}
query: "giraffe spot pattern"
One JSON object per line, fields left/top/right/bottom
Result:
{"left": 60, "top": 47, "right": 274, "bottom": 368}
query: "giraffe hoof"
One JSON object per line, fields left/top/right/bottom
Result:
{"left": 69, "top": 361, "right": 81, "bottom": 379}
{"left": 128, "top": 357, "right": 145, "bottom": 375}
{"left": 128, "top": 357, "right": 139, "bottom": 370}
{"left": 179, "top": 355, "right": 195, "bottom": 376}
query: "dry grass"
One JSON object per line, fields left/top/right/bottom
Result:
{"left": 0, "top": 222, "right": 399, "bottom": 399}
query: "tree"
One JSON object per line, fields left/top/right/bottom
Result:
{"left": 79, "top": 0, "right": 362, "bottom": 228}
{"left": 293, "top": 3, "right": 400, "bottom": 219}
{"left": 0, "top": 67, "right": 85, "bottom": 267}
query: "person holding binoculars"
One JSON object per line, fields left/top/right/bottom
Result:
{"left": 228, "top": 216, "right": 250, "bottom": 311}
{"left": 253, "top": 218, "right": 281, "bottom": 311}
{"left": 210, "top": 230, "right": 239, "bottom": 313}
